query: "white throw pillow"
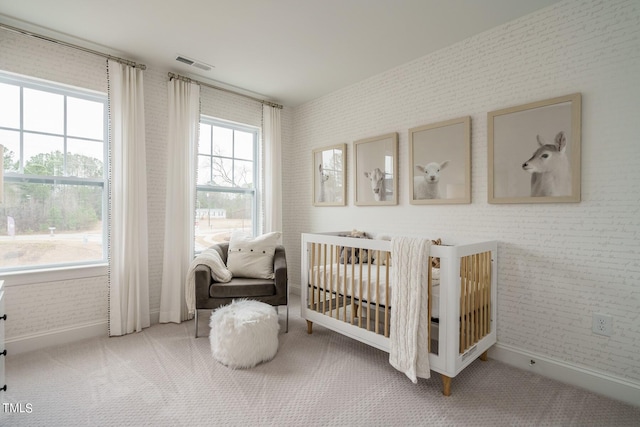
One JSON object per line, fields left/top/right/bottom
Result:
{"left": 226, "top": 231, "right": 281, "bottom": 279}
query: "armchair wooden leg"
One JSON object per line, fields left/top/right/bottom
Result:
{"left": 480, "top": 350, "right": 489, "bottom": 361}
{"left": 306, "top": 320, "right": 313, "bottom": 334}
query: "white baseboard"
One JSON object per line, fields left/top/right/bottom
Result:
{"left": 6, "top": 321, "right": 108, "bottom": 355}
{"left": 489, "top": 343, "right": 640, "bottom": 408}
{"left": 6, "top": 310, "right": 162, "bottom": 356}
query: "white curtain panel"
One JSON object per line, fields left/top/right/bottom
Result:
{"left": 263, "top": 105, "right": 283, "bottom": 234}
{"left": 107, "top": 60, "right": 150, "bottom": 336}
{"left": 159, "top": 79, "right": 200, "bottom": 323}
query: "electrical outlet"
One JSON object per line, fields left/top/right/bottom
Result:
{"left": 592, "top": 313, "right": 613, "bottom": 336}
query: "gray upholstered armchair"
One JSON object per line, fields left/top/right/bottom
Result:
{"left": 193, "top": 242, "right": 288, "bottom": 337}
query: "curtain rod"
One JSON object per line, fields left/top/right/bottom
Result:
{"left": 0, "top": 22, "right": 146, "bottom": 70}
{"left": 168, "top": 72, "right": 283, "bottom": 110}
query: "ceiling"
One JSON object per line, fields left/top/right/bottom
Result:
{"left": 0, "top": 0, "right": 560, "bottom": 107}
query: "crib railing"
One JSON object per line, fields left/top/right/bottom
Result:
{"left": 459, "top": 251, "right": 492, "bottom": 354}
{"left": 308, "top": 243, "right": 393, "bottom": 336}
{"left": 306, "top": 241, "right": 492, "bottom": 356}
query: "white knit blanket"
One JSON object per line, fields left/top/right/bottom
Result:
{"left": 185, "top": 249, "right": 232, "bottom": 316}
{"left": 389, "top": 237, "right": 431, "bottom": 383}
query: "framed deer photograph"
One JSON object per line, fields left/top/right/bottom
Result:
{"left": 409, "top": 116, "right": 471, "bottom": 205}
{"left": 312, "top": 143, "right": 346, "bottom": 206}
{"left": 488, "top": 93, "right": 582, "bottom": 204}
{"left": 354, "top": 133, "right": 398, "bottom": 206}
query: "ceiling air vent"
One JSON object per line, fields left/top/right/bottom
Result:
{"left": 175, "top": 55, "right": 213, "bottom": 71}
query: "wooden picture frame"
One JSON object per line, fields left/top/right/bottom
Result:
{"left": 488, "top": 93, "right": 581, "bottom": 203}
{"left": 312, "top": 143, "right": 346, "bottom": 206}
{"left": 409, "top": 116, "right": 471, "bottom": 205}
{"left": 354, "top": 133, "right": 398, "bottom": 206}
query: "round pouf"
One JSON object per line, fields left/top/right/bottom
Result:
{"left": 209, "top": 300, "right": 280, "bottom": 369}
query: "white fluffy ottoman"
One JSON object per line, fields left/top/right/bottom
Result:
{"left": 209, "top": 300, "right": 280, "bottom": 369}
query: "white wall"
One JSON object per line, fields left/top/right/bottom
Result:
{"left": 285, "top": 0, "right": 640, "bottom": 391}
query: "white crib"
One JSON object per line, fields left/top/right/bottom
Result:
{"left": 300, "top": 232, "right": 497, "bottom": 395}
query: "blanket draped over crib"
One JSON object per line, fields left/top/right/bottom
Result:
{"left": 389, "top": 237, "right": 431, "bottom": 383}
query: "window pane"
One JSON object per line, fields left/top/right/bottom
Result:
{"left": 234, "top": 159, "right": 253, "bottom": 188}
{"left": 67, "top": 97, "right": 104, "bottom": 140}
{"left": 198, "top": 124, "right": 211, "bottom": 155}
{"left": 0, "top": 182, "right": 104, "bottom": 269}
{"left": 23, "top": 133, "right": 64, "bottom": 176}
{"left": 1, "top": 72, "right": 108, "bottom": 273}
{"left": 0, "top": 82, "right": 20, "bottom": 128}
{"left": 197, "top": 155, "right": 212, "bottom": 185}
{"left": 234, "top": 130, "right": 254, "bottom": 161}
{"left": 23, "top": 88, "right": 64, "bottom": 134}
{"left": 0, "top": 130, "right": 20, "bottom": 172}
{"left": 195, "top": 190, "right": 253, "bottom": 251}
{"left": 211, "top": 157, "right": 233, "bottom": 187}
{"left": 212, "top": 126, "right": 233, "bottom": 157}
{"left": 67, "top": 138, "right": 104, "bottom": 178}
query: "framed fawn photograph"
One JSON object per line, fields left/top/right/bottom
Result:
{"left": 409, "top": 116, "right": 471, "bottom": 205}
{"left": 312, "top": 143, "right": 346, "bottom": 206}
{"left": 488, "top": 93, "right": 582, "bottom": 204}
{"left": 354, "top": 133, "right": 398, "bottom": 206}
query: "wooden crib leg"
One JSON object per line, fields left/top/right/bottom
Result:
{"left": 441, "top": 375, "right": 452, "bottom": 396}
{"left": 480, "top": 350, "right": 489, "bottom": 361}
{"left": 306, "top": 320, "right": 313, "bottom": 334}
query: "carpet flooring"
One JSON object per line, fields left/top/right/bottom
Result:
{"left": 3, "top": 299, "right": 640, "bottom": 426}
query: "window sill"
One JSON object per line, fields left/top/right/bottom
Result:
{"left": 0, "top": 264, "right": 108, "bottom": 287}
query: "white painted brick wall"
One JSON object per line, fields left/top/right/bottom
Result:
{"left": 143, "top": 66, "right": 169, "bottom": 314}
{"left": 0, "top": 29, "right": 109, "bottom": 339}
{"left": 287, "top": 0, "right": 640, "bottom": 384}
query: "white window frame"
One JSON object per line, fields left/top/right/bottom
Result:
{"left": 195, "top": 116, "right": 258, "bottom": 252}
{"left": 0, "top": 71, "right": 109, "bottom": 279}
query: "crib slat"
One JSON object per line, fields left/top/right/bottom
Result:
{"left": 329, "top": 245, "right": 340, "bottom": 319}
{"left": 428, "top": 256, "right": 432, "bottom": 354}
{"left": 318, "top": 244, "right": 323, "bottom": 314}
{"left": 384, "top": 251, "right": 390, "bottom": 337}
{"left": 473, "top": 254, "right": 478, "bottom": 344}
{"left": 367, "top": 258, "right": 372, "bottom": 331}
{"left": 313, "top": 243, "right": 317, "bottom": 312}
{"left": 310, "top": 243, "right": 316, "bottom": 310}
{"left": 314, "top": 243, "right": 318, "bottom": 312}
{"left": 480, "top": 253, "right": 484, "bottom": 338}
{"left": 342, "top": 247, "right": 347, "bottom": 322}
{"left": 330, "top": 245, "right": 335, "bottom": 317}
{"left": 468, "top": 255, "right": 472, "bottom": 351}
{"left": 322, "top": 244, "right": 327, "bottom": 314}
{"left": 485, "top": 251, "right": 491, "bottom": 337}
{"left": 482, "top": 252, "right": 488, "bottom": 337}
{"left": 459, "top": 256, "right": 465, "bottom": 353}
{"left": 351, "top": 247, "right": 356, "bottom": 325}
{"left": 375, "top": 250, "right": 380, "bottom": 335}
{"left": 358, "top": 253, "right": 363, "bottom": 329}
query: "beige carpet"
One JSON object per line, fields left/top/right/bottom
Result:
{"left": 3, "top": 299, "right": 640, "bottom": 426}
